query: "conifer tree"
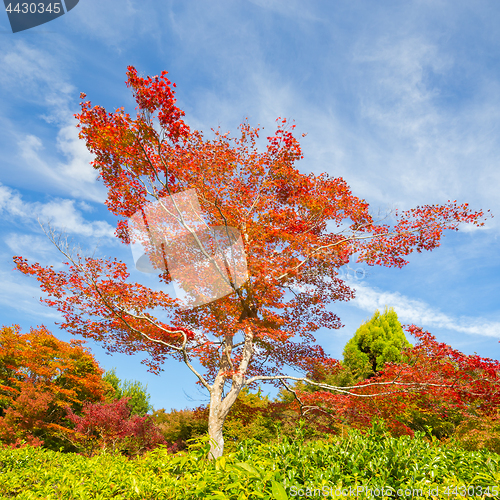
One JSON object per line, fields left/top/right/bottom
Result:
{"left": 342, "top": 307, "right": 411, "bottom": 382}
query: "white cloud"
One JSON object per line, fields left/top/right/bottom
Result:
{"left": 0, "top": 183, "right": 28, "bottom": 218}
{"left": 2, "top": 233, "right": 75, "bottom": 271}
{"left": 4, "top": 233, "right": 57, "bottom": 258}
{"left": 347, "top": 36, "right": 500, "bottom": 209}
{"left": 457, "top": 221, "right": 494, "bottom": 233}
{"left": 56, "top": 123, "right": 97, "bottom": 184}
{"left": 14, "top": 123, "right": 105, "bottom": 203}
{"left": 64, "top": 0, "right": 154, "bottom": 52}
{"left": 354, "top": 37, "right": 452, "bottom": 126}
{"left": 274, "top": 34, "right": 499, "bottom": 239}
{"left": 0, "top": 40, "right": 75, "bottom": 121}
{"left": 77, "top": 201, "right": 95, "bottom": 213}
{"left": 171, "top": 14, "right": 499, "bottom": 238}
{"left": 38, "top": 199, "right": 114, "bottom": 238}
{"left": 0, "top": 183, "right": 114, "bottom": 239}
{"left": 348, "top": 279, "right": 500, "bottom": 339}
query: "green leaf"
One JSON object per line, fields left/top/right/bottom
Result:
{"left": 209, "top": 491, "right": 229, "bottom": 499}
{"left": 271, "top": 481, "right": 288, "bottom": 500}
{"left": 235, "top": 462, "right": 261, "bottom": 477}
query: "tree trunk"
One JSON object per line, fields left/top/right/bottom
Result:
{"left": 207, "top": 400, "right": 226, "bottom": 460}
{"left": 207, "top": 327, "right": 254, "bottom": 459}
{"left": 207, "top": 377, "right": 245, "bottom": 459}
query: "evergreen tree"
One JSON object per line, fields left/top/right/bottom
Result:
{"left": 342, "top": 306, "right": 411, "bottom": 382}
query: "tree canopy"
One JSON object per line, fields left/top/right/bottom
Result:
{"left": 103, "top": 368, "right": 152, "bottom": 416}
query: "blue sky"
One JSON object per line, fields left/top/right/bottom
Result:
{"left": 1, "top": 0, "right": 500, "bottom": 412}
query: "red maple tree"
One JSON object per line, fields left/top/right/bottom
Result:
{"left": 283, "top": 325, "right": 500, "bottom": 438}
{"left": 14, "top": 67, "right": 493, "bottom": 458}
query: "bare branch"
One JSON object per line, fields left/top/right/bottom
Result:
{"left": 244, "top": 374, "right": 457, "bottom": 397}
{"left": 279, "top": 379, "right": 334, "bottom": 419}
{"left": 40, "top": 222, "right": 213, "bottom": 394}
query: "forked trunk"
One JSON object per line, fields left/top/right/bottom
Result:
{"left": 207, "top": 378, "right": 244, "bottom": 459}
{"left": 207, "top": 327, "right": 254, "bottom": 459}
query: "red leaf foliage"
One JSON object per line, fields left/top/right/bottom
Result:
{"left": 66, "top": 398, "right": 165, "bottom": 457}
{"left": 291, "top": 325, "right": 500, "bottom": 436}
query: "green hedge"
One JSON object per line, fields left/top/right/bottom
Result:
{"left": 1, "top": 427, "right": 499, "bottom": 499}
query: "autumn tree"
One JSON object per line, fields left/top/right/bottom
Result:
{"left": 453, "top": 409, "right": 500, "bottom": 453}
{"left": 0, "top": 324, "right": 108, "bottom": 449}
{"left": 293, "top": 307, "right": 412, "bottom": 390}
{"left": 14, "top": 66, "right": 494, "bottom": 458}
{"left": 65, "top": 398, "right": 165, "bottom": 457}
{"left": 292, "top": 326, "right": 500, "bottom": 439}
{"left": 282, "top": 309, "right": 464, "bottom": 439}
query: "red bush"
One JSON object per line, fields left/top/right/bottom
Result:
{"left": 66, "top": 398, "right": 165, "bottom": 456}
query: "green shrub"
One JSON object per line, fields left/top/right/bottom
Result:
{"left": 1, "top": 423, "right": 498, "bottom": 499}
{"left": 150, "top": 407, "right": 208, "bottom": 450}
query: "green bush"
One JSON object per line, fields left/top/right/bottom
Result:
{"left": 451, "top": 411, "right": 500, "bottom": 454}
{"left": 150, "top": 407, "right": 208, "bottom": 450}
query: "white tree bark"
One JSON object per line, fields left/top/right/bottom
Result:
{"left": 207, "top": 326, "right": 254, "bottom": 459}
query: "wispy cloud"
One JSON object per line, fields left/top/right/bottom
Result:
{"left": 4, "top": 233, "right": 60, "bottom": 261}
{"left": 339, "top": 34, "right": 500, "bottom": 225}
{"left": 0, "top": 267, "right": 62, "bottom": 322}
{"left": 16, "top": 125, "right": 105, "bottom": 203}
{"left": 0, "top": 41, "right": 106, "bottom": 202}
{"left": 0, "top": 183, "right": 114, "bottom": 238}
{"left": 0, "top": 41, "right": 75, "bottom": 119}
{"left": 348, "top": 279, "right": 500, "bottom": 339}
{"left": 65, "top": 0, "right": 152, "bottom": 52}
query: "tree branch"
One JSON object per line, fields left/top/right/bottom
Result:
{"left": 244, "top": 374, "right": 458, "bottom": 397}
